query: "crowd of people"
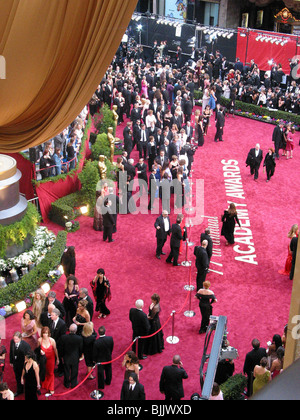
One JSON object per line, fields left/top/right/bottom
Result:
{"left": 34, "top": 108, "right": 88, "bottom": 180}
{"left": 1, "top": 36, "right": 299, "bottom": 401}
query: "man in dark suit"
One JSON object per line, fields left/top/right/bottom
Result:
{"left": 200, "top": 228, "right": 213, "bottom": 263}
{"left": 272, "top": 121, "right": 284, "bottom": 159}
{"left": 120, "top": 372, "right": 146, "bottom": 401}
{"left": 9, "top": 332, "right": 31, "bottom": 396}
{"left": 93, "top": 326, "right": 114, "bottom": 391}
{"left": 59, "top": 324, "right": 83, "bottom": 389}
{"left": 246, "top": 144, "right": 263, "bottom": 181}
{"left": 184, "top": 121, "right": 194, "bottom": 143}
{"left": 50, "top": 307, "right": 67, "bottom": 375}
{"left": 214, "top": 105, "right": 225, "bottom": 142}
{"left": 130, "top": 102, "right": 141, "bottom": 125}
{"left": 243, "top": 339, "right": 267, "bottom": 397}
{"left": 102, "top": 198, "right": 116, "bottom": 242}
{"left": 166, "top": 217, "right": 186, "bottom": 266}
{"left": 129, "top": 300, "right": 150, "bottom": 360}
{"left": 44, "top": 291, "right": 66, "bottom": 319}
{"left": 133, "top": 157, "right": 146, "bottom": 192}
{"left": 154, "top": 210, "right": 171, "bottom": 259}
{"left": 137, "top": 123, "right": 148, "bottom": 160}
{"left": 194, "top": 240, "right": 210, "bottom": 291}
{"left": 159, "top": 355, "right": 188, "bottom": 400}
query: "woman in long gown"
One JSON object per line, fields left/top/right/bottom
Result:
{"left": 32, "top": 289, "right": 46, "bottom": 330}
{"left": 203, "top": 105, "right": 212, "bottom": 136}
{"left": 252, "top": 358, "right": 271, "bottom": 395}
{"left": 21, "top": 351, "right": 40, "bottom": 401}
{"left": 195, "top": 281, "right": 217, "bottom": 334}
{"left": 90, "top": 268, "right": 111, "bottom": 319}
{"left": 60, "top": 246, "right": 76, "bottom": 278}
{"left": 144, "top": 294, "right": 164, "bottom": 355}
{"left": 141, "top": 76, "right": 148, "bottom": 98}
{"left": 279, "top": 224, "right": 298, "bottom": 276}
{"left": 63, "top": 276, "right": 79, "bottom": 328}
{"left": 221, "top": 203, "right": 241, "bottom": 245}
{"left": 21, "top": 310, "right": 39, "bottom": 350}
{"left": 38, "top": 327, "right": 58, "bottom": 395}
{"left": 197, "top": 115, "right": 205, "bottom": 147}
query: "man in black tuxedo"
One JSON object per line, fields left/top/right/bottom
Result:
{"left": 124, "top": 128, "right": 133, "bottom": 159}
{"left": 120, "top": 372, "right": 146, "bottom": 401}
{"left": 243, "top": 339, "right": 267, "bottom": 397}
{"left": 214, "top": 106, "right": 225, "bottom": 142}
{"left": 44, "top": 291, "right": 65, "bottom": 319}
{"left": 159, "top": 355, "right": 188, "bottom": 400}
{"left": 183, "top": 95, "right": 193, "bottom": 123}
{"left": 137, "top": 123, "right": 148, "bottom": 160}
{"left": 272, "top": 121, "right": 284, "bottom": 159}
{"left": 154, "top": 210, "right": 171, "bottom": 259}
{"left": 79, "top": 288, "right": 94, "bottom": 321}
{"left": 102, "top": 198, "right": 116, "bottom": 242}
{"left": 135, "top": 158, "right": 148, "bottom": 197}
{"left": 129, "top": 300, "right": 150, "bottom": 360}
{"left": 166, "top": 217, "right": 186, "bottom": 266}
{"left": 200, "top": 228, "right": 213, "bottom": 263}
{"left": 50, "top": 308, "right": 67, "bottom": 375}
{"left": 59, "top": 324, "right": 83, "bottom": 389}
{"left": 194, "top": 240, "right": 210, "bottom": 291}
{"left": 246, "top": 144, "right": 263, "bottom": 181}
{"left": 93, "top": 326, "right": 114, "bottom": 391}
{"left": 130, "top": 102, "right": 141, "bottom": 125}
{"left": 9, "top": 332, "right": 31, "bottom": 396}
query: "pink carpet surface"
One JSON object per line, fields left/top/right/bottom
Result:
{"left": 2, "top": 111, "right": 299, "bottom": 400}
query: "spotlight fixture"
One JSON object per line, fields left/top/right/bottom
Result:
{"left": 16, "top": 301, "right": 27, "bottom": 313}
{"left": 256, "top": 35, "right": 262, "bottom": 41}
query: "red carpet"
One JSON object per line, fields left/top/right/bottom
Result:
{"left": 2, "top": 112, "right": 299, "bottom": 400}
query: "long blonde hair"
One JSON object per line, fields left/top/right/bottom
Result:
{"left": 288, "top": 224, "right": 298, "bottom": 238}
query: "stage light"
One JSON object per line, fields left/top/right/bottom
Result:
{"left": 80, "top": 206, "right": 89, "bottom": 215}
{"left": 222, "top": 32, "right": 228, "bottom": 38}
{"left": 16, "top": 301, "right": 27, "bottom": 313}
{"left": 270, "top": 39, "right": 276, "bottom": 44}
{"left": 227, "top": 33, "right": 234, "bottom": 39}
{"left": 256, "top": 35, "right": 262, "bottom": 41}
{"left": 41, "top": 282, "right": 51, "bottom": 294}
{"left": 58, "top": 265, "right": 64, "bottom": 275}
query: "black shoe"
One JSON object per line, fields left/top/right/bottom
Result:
{"left": 166, "top": 260, "right": 172, "bottom": 264}
{"left": 156, "top": 255, "right": 161, "bottom": 260}
{"left": 173, "top": 263, "right": 181, "bottom": 266}
{"left": 161, "top": 252, "right": 166, "bottom": 255}
{"left": 141, "top": 355, "right": 148, "bottom": 360}
{"left": 108, "top": 239, "right": 115, "bottom": 242}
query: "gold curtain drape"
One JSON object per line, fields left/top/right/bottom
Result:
{"left": 0, "top": 0, "right": 137, "bottom": 152}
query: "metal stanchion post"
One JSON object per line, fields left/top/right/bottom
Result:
{"left": 181, "top": 221, "right": 192, "bottom": 267}
{"left": 166, "top": 311, "right": 179, "bottom": 344}
{"left": 90, "top": 363, "right": 104, "bottom": 400}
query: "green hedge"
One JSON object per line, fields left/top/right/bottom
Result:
{"left": 49, "top": 192, "right": 84, "bottom": 227}
{"left": 93, "top": 104, "right": 116, "bottom": 136}
{"left": 0, "top": 203, "right": 41, "bottom": 259}
{"left": 220, "top": 374, "right": 247, "bottom": 400}
{"left": 194, "top": 90, "right": 300, "bottom": 128}
{"left": 0, "top": 230, "right": 67, "bottom": 308}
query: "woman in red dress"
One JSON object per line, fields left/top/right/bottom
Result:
{"left": 38, "top": 327, "right": 58, "bottom": 395}
{"left": 279, "top": 224, "right": 298, "bottom": 276}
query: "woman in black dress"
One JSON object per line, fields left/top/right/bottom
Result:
{"left": 221, "top": 203, "right": 241, "bottom": 245}
{"left": 63, "top": 275, "right": 79, "bottom": 328}
{"left": 82, "top": 322, "right": 97, "bottom": 379}
{"left": 263, "top": 147, "right": 276, "bottom": 182}
{"left": 195, "top": 281, "right": 217, "bottom": 334}
{"left": 144, "top": 294, "right": 164, "bottom": 355}
{"left": 197, "top": 115, "right": 205, "bottom": 146}
{"left": 21, "top": 351, "right": 40, "bottom": 400}
{"left": 90, "top": 268, "right": 111, "bottom": 319}
{"left": 61, "top": 246, "right": 76, "bottom": 278}
{"left": 73, "top": 299, "right": 90, "bottom": 336}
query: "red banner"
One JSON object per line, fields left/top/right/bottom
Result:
{"left": 236, "top": 28, "right": 299, "bottom": 74}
